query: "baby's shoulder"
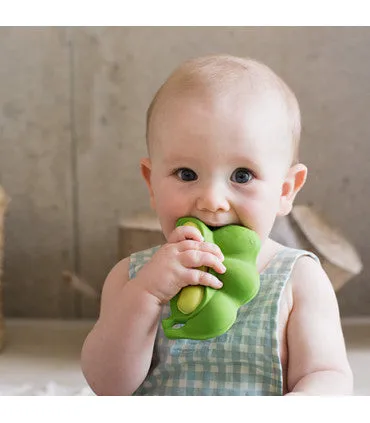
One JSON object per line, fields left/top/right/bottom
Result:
{"left": 264, "top": 240, "right": 333, "bottom": 306}
{"left": 289, "top": 253, "right": 335, "bottom": 303}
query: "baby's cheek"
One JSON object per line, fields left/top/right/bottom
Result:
{"left": 155, "top": 208, "right": 180, "bottom": 240}
{"left": 238, "top": 203, "right": 268, "bottom": 238}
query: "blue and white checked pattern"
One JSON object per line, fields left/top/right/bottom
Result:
{"left": 129, "top": 245, "right": 318, "bottom": 396}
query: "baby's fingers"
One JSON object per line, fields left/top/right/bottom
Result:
{"left": 185, "top": 268, "right": 223, "bottom": 290}
{"left": 181, "top": 250, "right": 226, "bottom": 275}
{"left": 178, "top": 240, "right": 224, "bottom": 262}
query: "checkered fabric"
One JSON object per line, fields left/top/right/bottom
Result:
{"left": 129, "top": 245, "right": 318, "bottom": 396}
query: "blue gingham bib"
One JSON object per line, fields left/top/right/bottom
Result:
{"left": 129, "top": 245, "right": 318, "bottom": 396}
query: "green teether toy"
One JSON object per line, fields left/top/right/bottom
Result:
{"left": 162, "top": 217, "right": 261, "bottom": 340}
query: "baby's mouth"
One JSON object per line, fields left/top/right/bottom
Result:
{"left": 206, "top": 223, "right": 247, "bottom": 231}
{"left": 206, "top": 224, "right": 229, "bottom": 231}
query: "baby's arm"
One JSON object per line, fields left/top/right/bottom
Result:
{"left": 286, "top": 256, "right": 353, "bottom": 395}
{"left": 81, "top": 256, "right": 162, "bottom": 396}
{"left": 81, "top": 225, "right": 225, "bottom": 395}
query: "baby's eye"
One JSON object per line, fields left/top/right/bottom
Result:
{"left": 175, "top": 168, "right": 198, "bottom": 182}
{"left": 230, "top": 168, "right": 254, "bottom": 184}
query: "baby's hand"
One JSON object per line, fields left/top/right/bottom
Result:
{"left": 135, "top": 224, "right": 226, "bottom": 304}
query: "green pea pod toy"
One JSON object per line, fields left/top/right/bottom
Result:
{"left": 162, "top": 217, "right": 261, "bottom": 340}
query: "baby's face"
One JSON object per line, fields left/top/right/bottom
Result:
{"left": 143, "top": 91, "right": 294, "bottom": 243}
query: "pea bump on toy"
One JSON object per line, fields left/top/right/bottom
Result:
{"left": 161, "top": 217, "right": 261, "bottom": 340}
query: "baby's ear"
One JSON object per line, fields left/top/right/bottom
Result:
{"left": 140, "top": 157, "right": 156, "bottom": 210}
{"left": 278, "top": 164, "right": 307, "bottom": 216}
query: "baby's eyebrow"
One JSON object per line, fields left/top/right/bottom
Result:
{"left": 229, "top": 155, "right": 262, "bottom": 170}
{"left": 163, "top": 156, "right": 199, "bottom": 166}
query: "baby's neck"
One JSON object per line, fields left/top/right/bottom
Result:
{"left": 257, "top": 237, "right": 284, "bottom": 274}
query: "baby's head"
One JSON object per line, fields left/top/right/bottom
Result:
{"left": 141, "top": 55, "right": 307, "bottom": 242}
{"left": 146, "top": 55, "right": 301, "bottom": 166}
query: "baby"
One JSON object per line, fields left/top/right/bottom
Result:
{"left": 81, "top": 54, "right": 353, "bottom": 395}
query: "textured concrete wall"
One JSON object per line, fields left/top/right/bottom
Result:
{"left": 0, "top": 27, "right": 369, "bottom": 318}
{"left": 0, "top": 28, "right": 76, "bottom": 317}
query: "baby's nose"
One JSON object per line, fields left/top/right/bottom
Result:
{"left": 196, "top": 183, "right": 230, "bottom": 213}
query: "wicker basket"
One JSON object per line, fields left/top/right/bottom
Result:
{"left": 0, "top": 185, "right": 8, "bottom": 351}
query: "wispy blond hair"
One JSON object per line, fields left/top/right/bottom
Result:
{"left": 146, "top": 54, "right": 301, "bottom": 164}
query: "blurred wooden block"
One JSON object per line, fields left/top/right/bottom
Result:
{"left": 118, "top": 211, "right": 165, "bottom": 260}
{"left": 271, "top": 205, "right": 363, "bottom": 292}
{"left": 0, "top": 186, "right": 9, "bottom": 351}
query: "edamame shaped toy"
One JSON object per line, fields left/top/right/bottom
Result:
{"left": 162, "top": 217, "right": 261, "bottom": 340}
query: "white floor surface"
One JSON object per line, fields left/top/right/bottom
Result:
{"left": 0, "top": 317, "right": 368, "bottom": 395}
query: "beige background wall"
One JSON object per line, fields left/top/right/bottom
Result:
{"left": 0, "top": 27, "right": 369, "bottom": 318}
